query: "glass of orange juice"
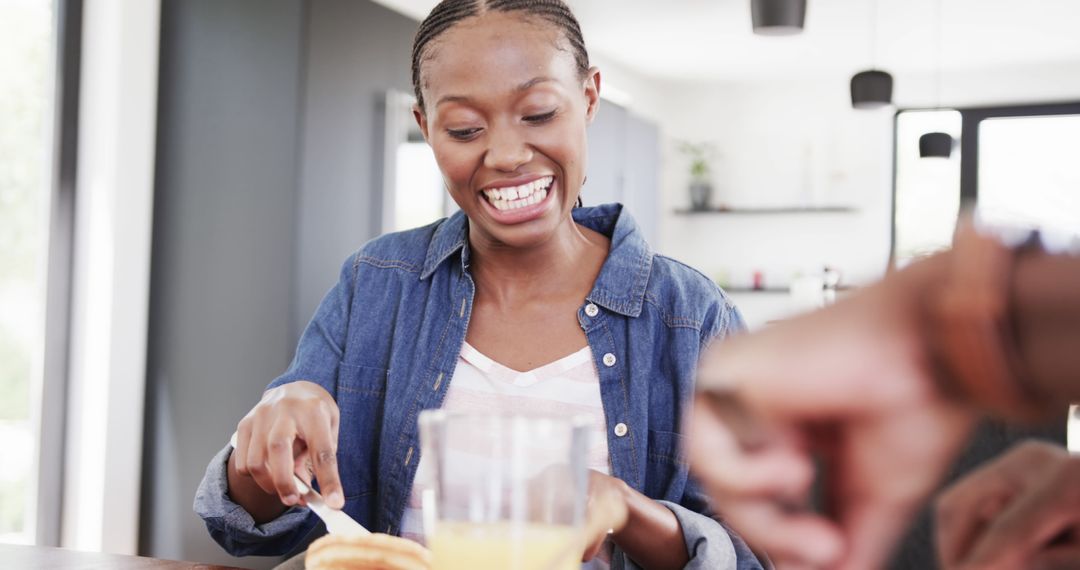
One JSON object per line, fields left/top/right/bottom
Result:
{"left": 417, "top": 411, "right": 590, "bottom": 570}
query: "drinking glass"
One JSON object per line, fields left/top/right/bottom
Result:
{"left": 417, "top": 411, "right": 590, "bottom": 570}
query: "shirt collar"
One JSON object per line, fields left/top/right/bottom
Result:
{"left": 421, "top": 204, "right": 653, "bottom": 317}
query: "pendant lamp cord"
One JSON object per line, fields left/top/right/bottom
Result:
{"left": 870, "top": 0, "right": 879, "bottom": 67}
{"left": 935, "top": 0, "right": 943, "bottom": 108}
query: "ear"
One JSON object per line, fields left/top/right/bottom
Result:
{"left": 413, "top": 104, "right": 430, "bottom": 143}
{"left": 583, "top": 67, "right": 601, "bottom": 124}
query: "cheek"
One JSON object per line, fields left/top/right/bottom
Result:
{"left": 431, "top": 144, "right": 477, "bottom": 189}
{"left": 536, "top": 120, "right": 587, "bottom": 172}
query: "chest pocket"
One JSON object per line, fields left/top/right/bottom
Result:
{"left": 644, "top": 429, "right": 690, "bottom": 503}
{"left": 334, "top": 363, "right": 388, "bottom": 503}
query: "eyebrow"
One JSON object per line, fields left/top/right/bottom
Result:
{"left": 435, "top": 76, "right": 556, "bottom": 107}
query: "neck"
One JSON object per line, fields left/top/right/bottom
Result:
{"left": 468, "top": 215, "right": 605, "bottom": 306}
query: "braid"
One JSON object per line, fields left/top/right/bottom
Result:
{"left": 486, "top": 0, "right": 589, "bottom": 79}
{"left": 410, "top": 0, "right": 481, "bottom": 110}
{"left": 411, "top": 0, "right": 591, "bottom": 112}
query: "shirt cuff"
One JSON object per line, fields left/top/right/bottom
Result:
{"left": 193, "top": 444, "right": 312, "bottom": 554}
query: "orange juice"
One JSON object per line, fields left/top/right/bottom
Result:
{"left": 430, "top": 521, "right": 580, "bottom": 570}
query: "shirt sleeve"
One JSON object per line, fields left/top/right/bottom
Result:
{"left": 701, "top": 290, "right": 748, "bottom": 350}
{"left": 609, "top": 500, "right": 764, "bottom": 570}
{"left": 194, "top": 254, "right": 358, "bottom": 556}
{"left": 676, "top": 295, "right": 764, "bottom": 569}
{"left": 193, "top": 444, "right": 318, "bottom": 557}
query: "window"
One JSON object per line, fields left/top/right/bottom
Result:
{"left": 893, "top": 102, "right": 1080, "bottom": 266}
{"left": 381, "top": 90, "right": 454, "bottom": 233}
{"left": 394, "top": 133, "right": 450, "bottom": 232}
{"left": 894, "top": 102, "right": 1080, "bottom": 452}
{"left": 0, "top": 0, "right": 57, "bottom": 545}
{"left": 892, "top": 109, "right": 962, "bottom": 267}
{"left": 976, "top": 113, "right": 1080, "bottom": 244}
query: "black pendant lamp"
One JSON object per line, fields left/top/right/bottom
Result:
{"left": 919, "top": 0, "right": 955, "bottom": 158}
{"left": 850, "top": 70, "right": 893, "bottom": 109}
{"left": 751, "top": 0, "right": 806, "bottom": 36}
{"left": 850, "top": 0, "right": 893, "bottom": 109}
{"left": 919, "top": 132, "right": 953, "bottom": 158}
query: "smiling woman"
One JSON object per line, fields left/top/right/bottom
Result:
{"left": 194, "top": 2, "right": 757, "bottom": 569}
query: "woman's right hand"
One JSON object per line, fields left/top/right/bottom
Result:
{"left": 230, "top": 380, "right": 345, "bottom": 511}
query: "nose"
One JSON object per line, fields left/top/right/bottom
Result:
{"left": 483, "top": 125, "right": 533, "bottom": 172}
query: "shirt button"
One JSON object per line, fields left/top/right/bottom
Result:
{"left": 614, "top": 423, "right": 628, "bottom": 437}
{"left": 584, "top": 303, "right": 599, "bottom": 317}
{"left": 602, "top": 353, "right": 617, "bottom": 367}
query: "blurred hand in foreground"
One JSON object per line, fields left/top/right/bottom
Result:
{"left": 936, "top": 440, "right": 1080, "bottom": 570}
{"left": 306, "top": 533, "right": 432, "bottom": 570}
{"left": 687, "top": 257, "right": 975, "bottom": 569}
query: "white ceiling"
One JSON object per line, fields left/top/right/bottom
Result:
{"left": 372, "top": 0, "right": 1080, "bottom": 81}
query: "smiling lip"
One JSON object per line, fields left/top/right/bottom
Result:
{"left": 478, "top": 176, "right": 556, "bottom": 225}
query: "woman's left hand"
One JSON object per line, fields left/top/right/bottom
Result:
{"left": 583, "top": 470, "right": 630, "bottom": 561}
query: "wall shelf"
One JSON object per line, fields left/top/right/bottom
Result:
{"left": 722, "top": 287, "right": 789, "bottom": 294}
{"left": 674, "top": 206, "right": 857, "bottom": 215}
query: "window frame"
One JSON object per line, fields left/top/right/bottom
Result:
{"left": 890, "top": 100, "right": 1080, "bottom": 266}
{"left": 35, "top": 0, "right": 83, "bottom": 547}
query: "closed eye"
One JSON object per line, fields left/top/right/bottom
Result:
{"left": 524, "top": 110, "right": 557, "bottom": 124}
{"left": 447, "top": 128, "right": 481, "bottom": 141}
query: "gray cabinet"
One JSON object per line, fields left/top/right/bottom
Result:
{"left": 586, "top": 100, "right": 660, "bottom": 245}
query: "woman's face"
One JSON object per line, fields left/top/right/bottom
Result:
{"left": 414, "top": 11, "right": 600, "bottom": 249}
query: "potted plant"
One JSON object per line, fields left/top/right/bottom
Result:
{"left": 678, "top": 141, "right": 717, "bottom": 211}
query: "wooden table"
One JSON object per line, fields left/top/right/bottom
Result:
{"left": 0, "top": 544, "right": 247, "bottom": 569}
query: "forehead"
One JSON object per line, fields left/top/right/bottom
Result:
{"left": 420, "top": 11, "right": 578, "bottom": 99}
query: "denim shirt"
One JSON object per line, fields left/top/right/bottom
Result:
{"left": 195, "top": 204, "right": 762, "bottom": 569}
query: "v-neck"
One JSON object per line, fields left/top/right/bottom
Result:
{"left": 460, "top": 341, "right": 593, "bottom": 380}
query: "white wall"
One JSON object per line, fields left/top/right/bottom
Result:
{"left": 651, "top": 61, "right": 1080, "bottom": 328}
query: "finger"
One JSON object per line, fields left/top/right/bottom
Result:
{"left": 581, "top": 535, "right": 607, "bottom": 562}
{"left": 233, "top": 419, "right": 253, "bottom": 476}
{"left": 835, "top": 497, "right": 919, "bottom": 570}
{"left": 938, "top": 439, "right": 1066, "bottom": 557}
{"left": 687, "top": 398, "right": 813, "bottom": 500}
{"left": 936, "top": 470, "right": 1016, "bottom": 566}
{"left": 585, "top": 485, "right": 628, "bottom": 538}
{"left": 245, "top": 416, "right": 277, "bottom": 496}
{"left": 722, "top": 500, "right": 845, "bottom": 568}
{"left": 300, "top": 407, "right": 344, "bottom": 509}
{"left": 266, "top": 419, "right": 300, "bottom": 505}
{"left": 963, "top": 476, "right": 1080, "bottom": 569}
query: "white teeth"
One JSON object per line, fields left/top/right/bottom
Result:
{"left": 483, "top": 178, "right": 553, "bottom": 212}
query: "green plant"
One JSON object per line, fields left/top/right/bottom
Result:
{"left": 677, "top": 141, "right": 717, "bottom": 181}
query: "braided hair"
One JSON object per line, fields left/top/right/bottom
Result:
{"left": 410, "top": 0, "right": 590, "bottom": 112}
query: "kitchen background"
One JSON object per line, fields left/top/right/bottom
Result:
{"left": 1, "top": 0, "right": 1078, "bottom": 569}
